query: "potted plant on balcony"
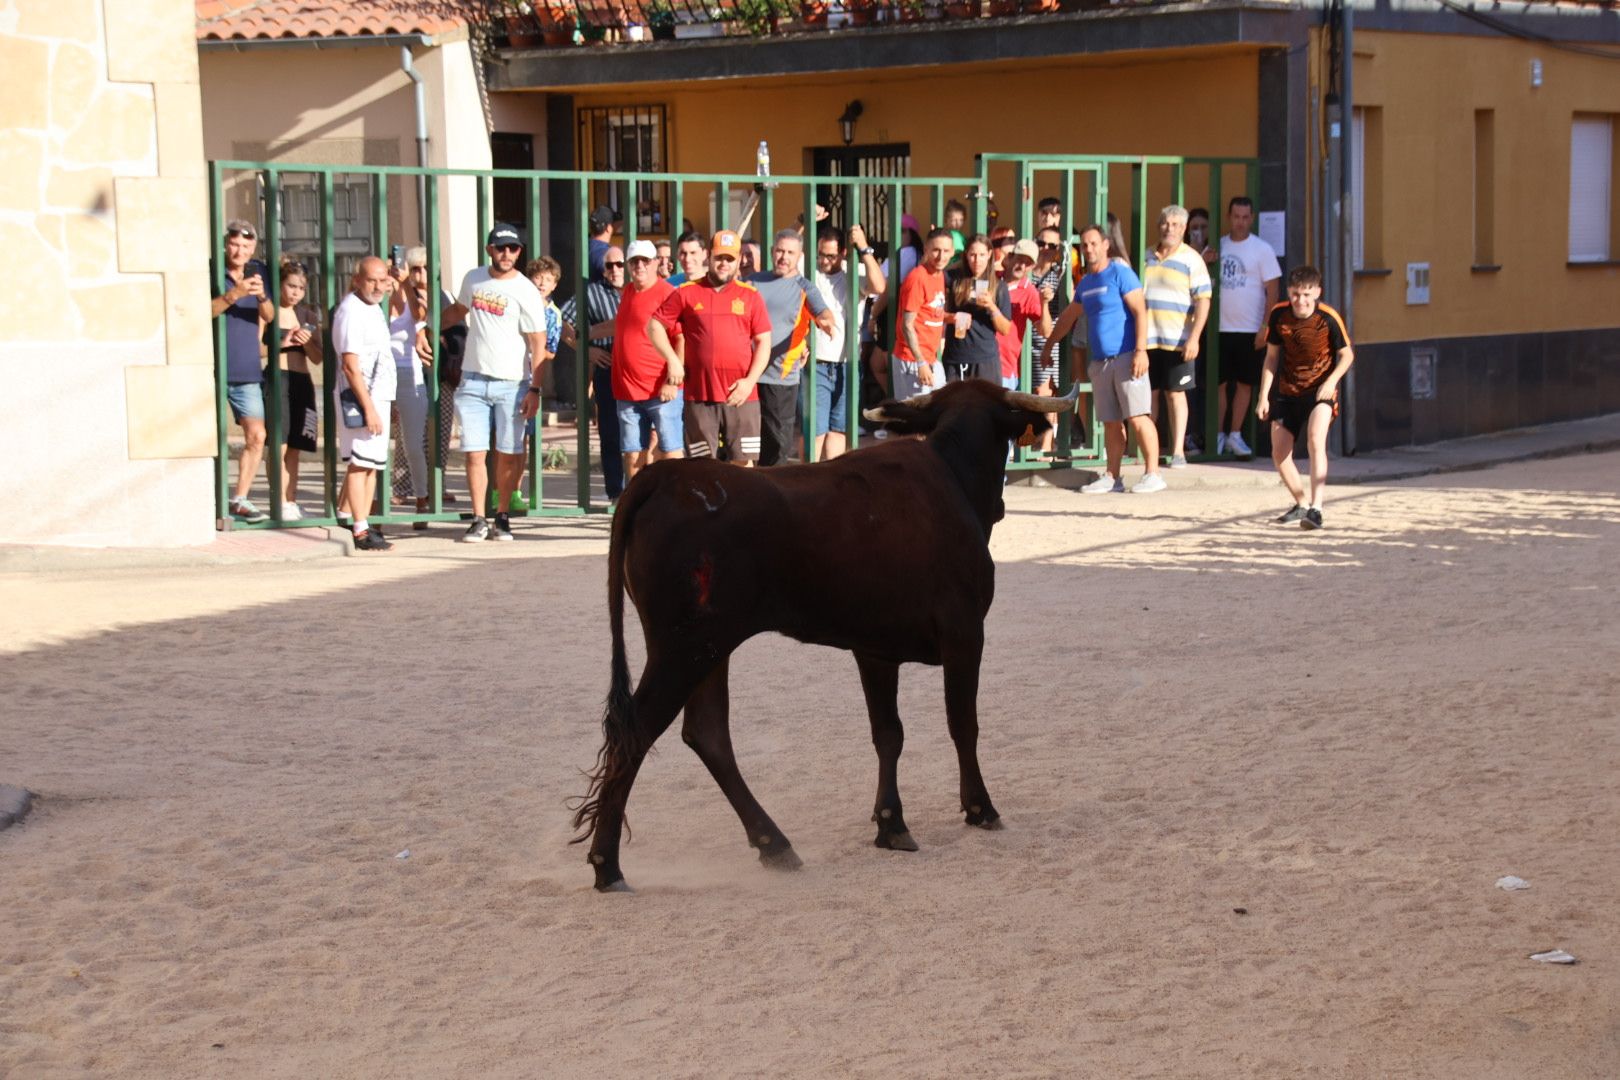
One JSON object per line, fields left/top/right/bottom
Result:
{"left": 646, "top": 0, "right": 679, "bottom": 37}
{"left": 729, "top": 0, "right": 781, "bottom": 35}
{"left": 943, "top": 0, "right": 979, "bottom": 17}
{"left": 801, "top": 0, "right": 829, "bottom": 26}
{"left": 502, "top": 0, "right": 542, "bottom": 45}
{"left": 843, "top": 0, "right": 878, "bottom": 25}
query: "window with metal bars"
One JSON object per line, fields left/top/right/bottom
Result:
{"left": 577, "top": 105, "right": 671, "bottom": 236}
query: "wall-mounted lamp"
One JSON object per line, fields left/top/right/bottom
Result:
{"left": 839, "top": 100, "right": 864, "bottom": 146}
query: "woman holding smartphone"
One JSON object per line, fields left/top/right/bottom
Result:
{"left": 942, "top": 234, "right": 1011, "bottom": 383}
{"left": 262, "top": 261, "right": 321, "bottom": 518}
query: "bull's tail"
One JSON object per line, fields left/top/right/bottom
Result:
{"left": 569, "top": 477, "right": 651, "bottom": 845}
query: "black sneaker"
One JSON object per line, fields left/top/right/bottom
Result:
{"left": 459, "top": 516, "right": 491, "bottom": 543}
{"left": 353, "top": 529, "right": 393, "bottom": 551}
{"left": 491, "top": 513, "right": 514, "bottom": 542}
{"left": 371, "top": 523, "right": 386, "bottom": 539}
{"left": 1300, "top": 507, "right": 1324, "bottom": 531}
{"left": 1275, "top": 504, "right": 1307, "bottom": 525}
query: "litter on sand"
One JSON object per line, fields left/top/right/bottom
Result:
{"left": 1495, "top": 875, "right": 1531, "bottom": 891}
{"left": 1529, "top": 949, "right": 1577, "bottom": 964}
{"left": 395, "top": 849, "right": 411, "bottom": 860}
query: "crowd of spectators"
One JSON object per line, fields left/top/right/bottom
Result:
{"left": 213, "top": 190, "right": 1295, "bottom": 543}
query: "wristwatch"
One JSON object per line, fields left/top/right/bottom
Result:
{"left": 858, "top": 247, "right": 875, "bottom": 257}
{"left": 525, "top": 386, "right": 540, "bottom": 395}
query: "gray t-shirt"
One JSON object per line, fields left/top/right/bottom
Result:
{"left": 748, "top": 272, "right": 830, "bottom": 385}
{"left": 456, "top": 267, "right": 546, "bottom": 382}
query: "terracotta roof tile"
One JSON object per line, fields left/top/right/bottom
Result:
{"left": 197, "top": 0, "right": 473, "bottom": 42}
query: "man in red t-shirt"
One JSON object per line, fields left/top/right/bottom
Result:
{"left": 998, "top": 238, "right": 1057, "bottom": 447}
{"left": 613, "top": 240, "right": 684, "bottom": 482}
{"left": 648, "top": 229, "right": 772, "bottom": 465}
{"left": 891, "top": 229, "right": 954, "bottom": 399}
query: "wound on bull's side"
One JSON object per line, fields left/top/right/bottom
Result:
{"left": 692, "top": 554, "right": 714, "bottom": 610}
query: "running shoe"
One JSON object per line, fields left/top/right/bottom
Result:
{"left": 278, "top": 502, "right": 304, "bottom": 521}
{"left": 1216, "top": 432, "right": 1228, "bottom": 455}
{"left": 1080, "top": 474, "right": 1125, "bottom": 494}
{"left": 353, "top": 529, "right": 393, "bottom": 551}
{"left": 1274, "top": 504, "right": 1307, "bottom": 524}
{"left": 229, "top": 498, "right": 268, "bottom": 525}
{"left": 509, "top": 489, "right": 530, "bottom": 513}
{"left": 1131, "top": 472, "right": 1167, "bottom": 494}
{"left": 459, "top": 516, "right": 491, "bottom": 543}
{"left": 491, "top": 513, "right": 515, "bottom": 542}
{"left": 1300, "top": 507, "right": 1324, "bottom": 530}
{"left": 1169, "top": 454, "right": 1188, "bottom": 469}
{"left": 1227, "top": 431, "right": 1253, "bottom": 456}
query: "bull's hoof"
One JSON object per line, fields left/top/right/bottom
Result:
{"left": 964, "top": 806, "right": 1003, "bottom": 830}
{"left": 874, "top": 829, "right": 919, "bottom": 852}
{"left": 594, "top": 876, "right": 634, "bottom": 893}
{"left": 759, "top": 845, "right": 803, "bottom": 872}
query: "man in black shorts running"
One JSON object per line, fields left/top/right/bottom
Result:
{"left": 1256, "top": 264, "right": 1355, "bottom": 530}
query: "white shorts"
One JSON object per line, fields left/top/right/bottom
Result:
{"left": 338, "top": 409, "right": 392, "bottom": 470}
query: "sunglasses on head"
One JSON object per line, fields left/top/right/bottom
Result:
{"left": 227, "top": 228, "right": 256, "bottom": 240}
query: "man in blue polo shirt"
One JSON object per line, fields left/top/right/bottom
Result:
{"left": 1042, "top": 223, "right": 1164, "bottom": 494}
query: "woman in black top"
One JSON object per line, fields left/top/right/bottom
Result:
{"left": 943, "top": 234, "right": 1012, "bottom": 382}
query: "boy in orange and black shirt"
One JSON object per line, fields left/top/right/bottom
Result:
{"left": 1256, "top": 264, "right": 1355, "bottom": 530}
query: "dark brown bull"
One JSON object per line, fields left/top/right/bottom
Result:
{"left": 572, "top": 378, "right": 1079, "bottom": 891}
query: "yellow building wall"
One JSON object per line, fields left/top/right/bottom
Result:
{"left": 568, "top": 48, "right": 1260, "bottom": 241}
{"left": 1351, "top": 29, "right": 1620, "bottom": 344}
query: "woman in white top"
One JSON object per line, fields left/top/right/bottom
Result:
{"left": 388, "top": 246, "right": 434, "bottom": 525}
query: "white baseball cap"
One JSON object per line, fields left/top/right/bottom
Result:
{"left": 625, "top": 239, "right": 658, "bottom": 263}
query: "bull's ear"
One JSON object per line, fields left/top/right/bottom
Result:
{"left": 862, "top": 392, "right": 940, "bottom": 435}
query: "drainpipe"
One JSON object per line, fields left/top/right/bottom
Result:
{"left": 1338, "top": 1, "right": 1357, "bottom": 454}
{"left": 401, "top": 46, "right": 430, "bottom": 243}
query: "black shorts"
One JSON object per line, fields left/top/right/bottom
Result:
{"left": 1218, "top": 332, "right": 1264, "bottom": 387}
{"left": 1270, "top": 393, "right": 1336, "bottom": 440}
{"left": 279, "top": 369, "right": 318, "bottom": 453}
{"left": 684, "top": 400, "right": 762, "bottom": 464}
{"left": 1148, "top": 348, "right": 1196, "bottom": 392}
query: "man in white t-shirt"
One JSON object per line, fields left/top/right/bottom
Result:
{"left": 331, "top": 256, "right": 397, "bottom": 552}
{"left": 810, "top": 223, "right": 886, "bottom": 461}
{"left": 1216, "top": 196, "right": 1282, "bottom": 456}
{"left": 441, "top": 223, "right": 549, "bottom": 543}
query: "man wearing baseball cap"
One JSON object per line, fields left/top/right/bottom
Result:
{"left": 588, "top": 205, "right": 617, "bottom": 279}
{"left": 646, "top": 230, "right": 771, "bottom": 465}
{"left": 440, "top": 223, "right": 550, "bottom": 541}
{"left": 998, "top": 238, "right": 1054, "bottom": 393}
{"left": 612, "top": 239, "right": 684, "bottom": 483}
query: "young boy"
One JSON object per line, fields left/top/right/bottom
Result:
{"left": 1256, "top": 265, "right": 1355, "bottom": 530}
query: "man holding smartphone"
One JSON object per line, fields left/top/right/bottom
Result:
{"left": 211, "top": 219, "right": 274, "bottom": 524}
{"left": 331, "top": 257, "right": 397, "bottom": 551}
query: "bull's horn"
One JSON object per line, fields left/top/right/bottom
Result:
{"left": 862, "top": 389, "right": 935, "bottom": 422}
{"left": 1005, "top": 383, "right": 1080, "bottom": 413}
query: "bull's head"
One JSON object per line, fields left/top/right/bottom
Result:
{"left": 863, "top": 378, "right": 1080, "bottom": 445}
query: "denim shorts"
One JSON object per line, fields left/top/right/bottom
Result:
{"left": 617, "top": 393, "right": 684, "bottom": 454}
{"left": 812, "top": 362, "right": 847, "bottom": 435}
{"left": 226, "top": 380, "right": 265, "bottom": 422}
{"left": 453, "top": 373, "right": 526, "bottom": 454}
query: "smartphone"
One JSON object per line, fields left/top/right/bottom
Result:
{"left": 390, "top": 244, "right": 406, "bottom": 271}
{"left": 973, "top": 279, "right": 989, "bottom": 297}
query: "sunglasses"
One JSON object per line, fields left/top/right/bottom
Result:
{"left": 227, "top": 228, "right": 256, "bottom": 240}
{"left": 604, "top": 260, "right": 626, "bottom": 269}
{"left": 492, "top": 244, "right": 522, "bottom": 254}
{"left": 994, "top": 240, "right": 1017, "bottom": 249}
{"left": 1039, "top": 242, "right": 1061, "bottom": 251}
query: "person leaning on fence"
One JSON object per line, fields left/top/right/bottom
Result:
{"left": 1044, "top": 223, "right": 1164, "bottom": 495}
{"left": 811, "top": 223, "right": 886, "bottom": 461}
{"left": 1142, "top": 204, "right": 1212, "bottom": 467}
{"left": 441, "top": 223, "right": 549, "bottom": 543}
{"left": 942, "top": 234, "right": 1012, "bottom": 384}
{"left": 1216, "top": 196, "right": 1281, "bottom": 457}
{"left": 749, "top": 228, "right": 837, "bottom": 466}
{"left": 890, "top": 228, "right": 954, "bottom": 399}
{"left": 559, "top": 246, "right": 627, "bottom": 499}
{"left": 331, "top": 257, "right": 398, "bottom": 552}
{"left": 1256, "top": 264, "right": 1354, "bottom": 530}
{"left": 613, "top": 239, "right": 684, "bottom": 483}
{"left": 212, "top": 218, "right": 273, "bottom": 524}
{"left": 646, "top": 229, "right": 771, "bottom": 466}
{"left": 262, "top": 260, "right": 321, "bottom": 519}
{"left": 386, "top": 246, "right": 435, "bottom": 528}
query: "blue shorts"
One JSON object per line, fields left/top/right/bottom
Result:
{"left": 812, "top": 362, "right": 847, "bottom": 435}
{"left": 453, "top": 373, "right": 526, "bottom": 454}
{"left": 617, "top": 393, "right": 684, "bottom": 454}
{"left": 226, "top": 380, "right": 265, "bottom": 422}
{"left": 1001, "top": 374, "right": 1021, "bottom": 391}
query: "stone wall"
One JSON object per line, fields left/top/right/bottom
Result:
{"left": 0, "top": 0, "right": 215, "bottom": 547}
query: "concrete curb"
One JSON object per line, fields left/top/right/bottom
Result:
{"left": 0, "top": 785, "right": 33, "bottom": 831}
{"left": 0, "top": 526, "right": 352, "bottom": 573}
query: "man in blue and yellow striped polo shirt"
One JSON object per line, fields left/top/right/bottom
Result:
{"left": 1142, "top": 205, "right": 1212, "bottom": 467}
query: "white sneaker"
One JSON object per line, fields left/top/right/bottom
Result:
{"left": 1226, "top": 431, "right": 1252, "bottom": 456}
{"left": 1216, "top": 432, "right": 1228, "bottom": 455}
{"left": 1080, "top": 474, "right": 1125, "bottom": 494}
{"left": 278, "top": 502, "right": 304, "bottom": 520}
{"left": 1131, "top": 472, "right": 1167, "bottom": 494}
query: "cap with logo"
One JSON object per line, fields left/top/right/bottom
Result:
{"left": 625, "top": 239, "right": 658, "bottom": 262}
{"left": 710, "top": 230, "right": 742, "bottom": 257}
{"left": 486, "top": 223, "right": 524, "bottom": 248}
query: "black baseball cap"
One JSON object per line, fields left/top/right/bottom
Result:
{"left": 486, "top": 223, "right": 524, "bottom": 248}
{"left": 588, "top": 205, "right": 619, "bottom": 232}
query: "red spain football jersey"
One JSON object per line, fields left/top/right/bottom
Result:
{"left": 652, "top": 278, "right": 771, "bottom": 403}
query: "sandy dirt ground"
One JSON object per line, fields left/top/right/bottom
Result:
{"left": 2, "top": 452, "right": 1618, "bottom": 1079}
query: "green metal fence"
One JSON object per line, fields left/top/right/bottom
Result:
{"left": 210, "top": 152, "right": 1259, "bottom": 529}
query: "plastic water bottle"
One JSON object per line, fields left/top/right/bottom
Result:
{"left": 756, "top": 141, "right": 771, "bottom": 179}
